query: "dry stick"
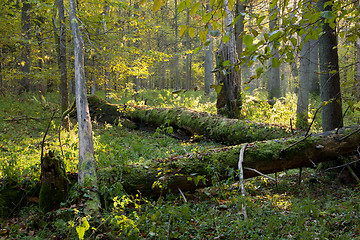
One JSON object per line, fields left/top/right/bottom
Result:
{"left": 346, "top": 165, "right": 360, "bottom": 183}
{"left": 339, "top": 128, "right": 360, "bottom": 142}
{"left": 238, "top": 143, "right": 248, "bottom": 219}
{"left": 243, "top": 167, "right": 278, "bottom": 182}
{"left": 58, "top": 100, "right": 76, "bottom": 159}
{"left": 282, "top": 133, "right": 312, "bottom": 152}
{"left": 283, "top": 103, "right": 322, "bottom": 152}
{"left": 41, "top": 111, "right": 57, "bottom": 163}
{"left": 319, "top": 158, "right": 360, "bottom": 173}
{"left": 178, "top": 188, "right": 187, "bottom": 202}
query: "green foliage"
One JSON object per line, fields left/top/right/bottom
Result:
{"left": 2, "top": 91, "right": 360, "bottom": 239}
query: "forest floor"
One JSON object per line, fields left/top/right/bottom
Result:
{"left": 1, "top": 90, "right": 360, "bottom": 239}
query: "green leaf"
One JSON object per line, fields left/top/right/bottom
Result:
{"left": 321, "top": 11, "right": 334, "bottom": 19}
{"left": 256, "top": 66, "right": 264, "bottom": 76}
{"left": 290, "top": 37, "right": 297, "bottom": 46}
{"left": 194, "top": 46, "right": 202, "bottom": 54}
{"left": 270, "top": 0, "right": 278, "bottom": 9}
{"left": 202, "top": 12, "right": 212, "bottom": 24}
{"left": 153, "top": 0, "right": 162, "bottom": 12}
{"left": 178, "top": 1, "right": 186, "bottom": 13}
{"left": 199, "top": 29, "right": 208, "bottom": 43}
{"left": 190, "top": 2, "right": 200, "bottom": 15}
{"left": 188, "top": 27, "right": 195, "bottom": 39}
{"left": 271, "top": 57, "right": 280, "bottom": 69}
{"left": 185, "top": 0, "right": 191, "bottom": 8}
{"left": 269, "top": 30, "right": 282, "bottom": 42}
{"left": 222, "top": 35, "right": 230, "bottom": 43}
{"left": 223, "top": 60, "right": 230, "bottom": 66}
{"left": 179, "top": 25, "right": 187, "bottom": 38}
{"left": 256, "top": 15, "right": 266, "bottom": 26}
{"left": 243, "top": 35, "right": 253, "bottom": 46}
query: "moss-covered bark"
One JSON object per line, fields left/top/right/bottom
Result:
{"left": 39, "top": 151, "right": 69, "bottom": 213}
{"left": 99, "top": 127, "right": 360, "bottom": 196}
{"left": 87, "top": 95, "right": 291, "bottom": 145}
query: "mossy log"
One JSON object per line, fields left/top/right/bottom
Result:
{"left": 100, "top": 127, "right": 360, "bottom": 196}
{"left": 87, "top": 96, "right": 292, "bottom": 145}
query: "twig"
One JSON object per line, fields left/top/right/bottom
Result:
{"left": 346, "top": 165, "right": 360, "bottom": 183}
{"left": 282, "top": 133, "right": 312, "bottom": 152}
{"left": 305, "top": 103, "right": 323, "bottom": 137}
{"left": 178, "top": 188, "right": 187, "bottom": 202}
{"left": 58, "top": 100, "right": 76, "bottom": 158}
{"left": 41, "top": 111, "right": 57, "bottom": 164}
{"left": 243, "top": 167, "right": 278, "bottom": 182}
{"left": 339, "top": 128, "right": 360, "bottom": 142}
{"left": 4, "top": 116, "right": 40, "bottom": 121}
{"left": 238, "top": 143, "right": 248, "bottom": 219}
{"left": 298, "top": 167, "right": 302, "bottom": 186}
{"left": 318, "top": 158, "right": 360, "bottom": 173}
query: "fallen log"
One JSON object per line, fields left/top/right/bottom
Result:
{"left": 87, "top": 96, "right": 292, "bottom": 145}
{"left": 100, "top": 126, "right": 360, "bottom": 196}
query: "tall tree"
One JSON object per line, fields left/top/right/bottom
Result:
{"left": 216, "top": 0, "right": 241, "bottom": 118}
{"left": 235, "top": 0, "right": 247, "bottom": 87}
{"left": 69, "top": 0, "right": 100, "bottom": 214}
{"left": 317, "top": 0, "right": 343, "bottom": 131}
{"left": 174, "top": 0, "right": 179, "bottom": 89}
{"left": 57, "top": 0, "right": 69, "bottom": 130}
{"left": 296, "top": 36, "right": 310, "bottom": 129}
{"left": 309, "top": 39, "right": 319, "bottom": 95}
{"left": 20, "top": 0, "right": 32, "bottom": 92}
{"left": 268, "top": 1, "right": 281, "bottom": 99}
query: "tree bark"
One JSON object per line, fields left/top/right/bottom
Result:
{"left": 309, "top": 39, "right": 319, "bottom": 95}
{"left": 58, "top": 0, "right": 69, "bottom": 130}
{"left": 216, "top": 0, "right": 242, "bottom": 119}
{"left": 296, "top": 35, "right": 310, "bottom": 129}
{"left": 317, "top": 0, "right": 343, "bottom": 132}
{"left": 101, "top": 126, "right": 360, "bottom": 196}
{"left": 69, "top": 0, "right": 100, "bottom": 214}
{"left": 268, "top": 1, "right": 281, "bottom": 100}
{"left": 204, "top": 3, "right": 214, "bottom": 96}
{"left": 86, "top": 95, "right": 291, "bottom": 145}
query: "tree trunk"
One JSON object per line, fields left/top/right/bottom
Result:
{"left": 317, "top": 0, "right": 343, "bottom": 132}
{"left": 101, "top": 126, "right": 360, "bottom": 196}
{"left": 216, "top": 0, "right": 242, "bottom": 119}
{"left": 296, "top": 35, "right": 310, "bottom": 129}
{"left": 174, "top": 0, "right": 179, "bottom": 89}
{"left": 69, "top": 0, "right": 100, "bottom": 214}
{"left": 309, "top": 39, "right": 319, "bottom": 95}
{"left": 268, "top": 1, "right": 281, "bottom": 99}
{"left": 20, "top": 0, "right": 32, "bottom": 93}
{"left": 58, "top": 0, "right": 69, "bottom": 130}
{"left": 235, "top": 0, "right": 247, "bottom": 87}
{"left": 356, "top": 38, "right": 360, "bottom": 100}
{"left": 86, "top": 96, "right": 291, "bottom": 145}
{"left": 204, "top": 3, "right": 214, "bottom": 95}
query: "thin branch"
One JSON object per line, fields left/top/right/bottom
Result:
{"left": 339, "top": 128, "right": 360, "bottom": 142}
{"left": 282, "top": 133, "right": 312, "bottom": 152}
{"left": 243, "top": 167, "right": 278, "bottom": 182}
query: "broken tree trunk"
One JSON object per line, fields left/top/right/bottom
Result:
{"left": 100, "top": 126, "right": 360, "bottom": 196}
{"left": 87, "top": 96, "right": 292, "bottom": 145}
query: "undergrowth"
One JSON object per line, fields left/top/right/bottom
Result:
{"left": 1, "top": 90, "right": 360, "bottom": 239}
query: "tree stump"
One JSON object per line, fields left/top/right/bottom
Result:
{"left": 39, "top": 151, "right": 69, "bottom": 213}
